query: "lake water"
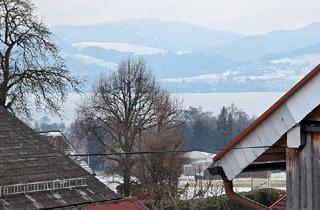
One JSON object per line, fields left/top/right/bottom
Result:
{"left": 176, "top": 92, "right": 284, "bottom": 116}
{"left": 35, "top": 92, "right": 284, "bottom": 124}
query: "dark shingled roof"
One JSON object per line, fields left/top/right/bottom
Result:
{"left": 82, "top": 200, "right": 148, "bottom": 210}
{"left": 0, "top": 106, "right": 121, "bottom": 209}
{"left": 39, "top": 131, "right": 94, "bottom": 174}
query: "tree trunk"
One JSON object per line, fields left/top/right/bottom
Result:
{"left": 123, "top": 165, "right": 131, "bottom": 197}
{"left": 0, "top": 86, "right": 7, "bottom": 107}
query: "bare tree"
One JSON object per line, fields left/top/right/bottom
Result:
{"left": 0, "top": 0, "right": 81, "bottom": 117}
{"left": 76, "top": 58, "right": 181, "bottom": 196}
{"left": 131, "top": 90, "right": 187, "bottom": 208}
{"left": 133, "top": 127, "right": 187, "bottom": 209}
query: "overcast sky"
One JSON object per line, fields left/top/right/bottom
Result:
{"left": 33, "top": 0, "right": 320, "bottom": 35}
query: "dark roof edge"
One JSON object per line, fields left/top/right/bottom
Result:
{"left": 40, "top": 197, "right": 122, "bottom": 210}
{"left": 213, "top": 64, "right": 320, "bottom": 161}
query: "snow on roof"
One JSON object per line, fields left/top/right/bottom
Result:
{"left": 39, "top": 131, "right": 63, "bottom": 137}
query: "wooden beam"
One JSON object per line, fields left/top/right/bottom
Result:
{"left": 242, "top": 161, "right": 286, "bottom": 173}
{"left": 302, "top": 121, "right": 320, "bottom": 132}
{"left": 287, "top": 105, "right": 320, "bottom": 210}
{"left": 254, "top": 152, "right": 286, "bottom": 162}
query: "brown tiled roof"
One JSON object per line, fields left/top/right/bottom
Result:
{"left": 83, "top": 200, "right": 148, "bottom": 210}
{"left": 270, "top": 195, "right": 286, "bottom": 210}
{"left": 0, "top": 106, "right": 121, "bottom": 209}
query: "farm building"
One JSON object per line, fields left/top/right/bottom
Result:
{"left": 209, "top": 64, "right": 320, "bottom": 210}
{"left": 0, "top": 106, "right": 121, "bottom": 209}
{"left": 182, "top": 151, "right": 213, "bottom": 177}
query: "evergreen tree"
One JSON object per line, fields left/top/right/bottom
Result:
{"left": 183, "top": 105, "right": 254, "bottom": 152}
{"left": 217, "top": 106, "right": 230, "bottom": 143}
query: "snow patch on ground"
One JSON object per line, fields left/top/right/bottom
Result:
{"left": 175, "top": 50, "right": 193, "bottom": 55}
{"left": 95, "top": 174, "right": 122, "bottom": 192}
{"left": 185, "top": 151, "right": 214, "bottom": 162}
{"left": 75, "top": 54, "right": 117, "bottom": 69}
{"left": 270, "top": 54, "right": 320, "bottom": 65}
{"left": 72, "top": 42, "right": 166, "bottom": 55}
{"left": 162, "top": 70, "right": 237, "bottom": 83}
{"left": 162, "top": 54, "right": 320, "bottom": 92}
{"left": 39, "top": 131, "right": 62, "bottom": 137}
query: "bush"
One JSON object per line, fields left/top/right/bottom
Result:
{"left": 144, "top": 188, "right": 285, "bottom": 210}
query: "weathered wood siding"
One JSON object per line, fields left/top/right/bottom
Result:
{"left": 287, "top": 133, "right": 320, "bottom": 210}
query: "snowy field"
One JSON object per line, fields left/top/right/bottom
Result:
{"left": 96, "top": 151, "right": 286, "bottom": 199}
{"left": 178, "top": 176, "right": 286, "bottom": 199}
{"left": 95, "top": 173, "right": 123, "bottom": 192}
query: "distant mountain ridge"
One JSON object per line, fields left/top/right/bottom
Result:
{"left": 52, "top": 18, "right": 244, "bottom": 50}
{"left": 51, "top": 19, "right": 320, "bottom": 92}
{"left": 206, "top": 21, "right": 320, "bottom": 61}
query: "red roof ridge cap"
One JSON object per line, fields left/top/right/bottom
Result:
{"left": 270, "top": 194, "right": 286, "bottom": 209}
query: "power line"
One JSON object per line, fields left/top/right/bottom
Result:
{"left": 68, "top": 145, "right": 284, "bottom": 157}
{"left": 0, "top": 145, "right": 285, "bottom": 159}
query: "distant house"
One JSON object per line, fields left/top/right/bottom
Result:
{"left": 39, "top": 131, "right": 94, "bottom": 174}
{"left": 183, "top": 151, "right": 270, "bottom": 181}
{"left": 182, "top": 151, "right": 213, "bottom": 177}
{"left": 209, "top": 64, "right": 320, "bottom": 210}
{"left": 0, "top": 106, "right": 121, "bottom": 209}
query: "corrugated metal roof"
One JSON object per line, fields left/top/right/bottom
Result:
{"left": 214, "top": 64, "right": 320, "bottom": 161}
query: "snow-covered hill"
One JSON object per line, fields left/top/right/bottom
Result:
{"left": 162, "top": 54, "right": 320, "bottom": 92}
{"left": 51, "top": 19, "right": 320, "bottom": 93}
